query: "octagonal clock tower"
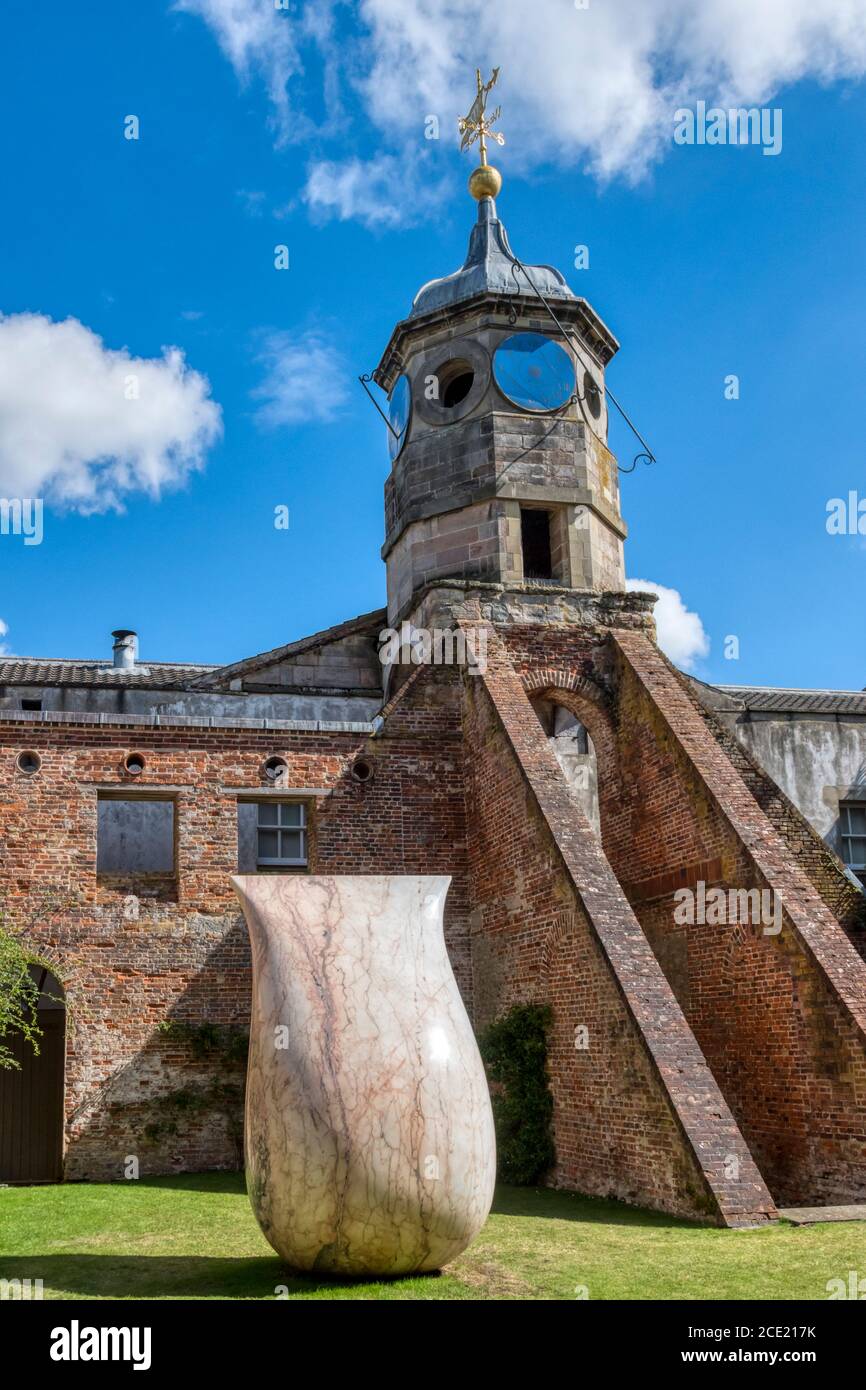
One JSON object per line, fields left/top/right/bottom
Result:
{"left": 374, "top": 141, "right": 627, "bottom": 626}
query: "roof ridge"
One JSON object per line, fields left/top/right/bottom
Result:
{"left": 717, "top": 684, "right": 866, "bottom": 696}
{"left": 184, "top": 606, "right": 387, "bottom": 689}
{"left": 0, "top": 656, "right": 219, "bottom": 668}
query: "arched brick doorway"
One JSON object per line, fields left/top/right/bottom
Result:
{"left": 0, "top": 967, "right": 66, "bottom": 1183}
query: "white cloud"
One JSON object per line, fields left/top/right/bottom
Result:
{"left": 303, "top": 154, "right": 445, "bottom": 231}
{"left": 0, "top": 313, "right": 222, "bottom": 511}
{"left": 0, "top": 618, "right": 8, "bottom": 656}
{"left": 236, "top": 188, "right": 266, "bottom": 217}
{"left": 250, "top": 329, "right": 349, "bottom": 428}
{"left": 627, "top": 578, "right": 710, "bottom": 671}
{"left": 173, "top": 0, "right": 333, "bottom": 144}
{"left": 178, "top": 0, "right": 866, "bottom": 186}
{"left": 360, "top": 0, "right": 866, "bottom": 180}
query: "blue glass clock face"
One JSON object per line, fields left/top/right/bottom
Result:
{"left": 493, "top": 332, "right": 575, "bottom": 412}
{"left": 388, "top": 375, "right": 411, "bottom": 460}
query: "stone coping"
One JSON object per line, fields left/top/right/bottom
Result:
{"left": 0, "top": 709, "right": 375, "bottom": 734}
{"left": 779, "top": 1206, "right": 866, "bottom": 1225}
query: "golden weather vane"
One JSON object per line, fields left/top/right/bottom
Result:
{"left": 458, "top": 67, "right": 505, "bottom": 201}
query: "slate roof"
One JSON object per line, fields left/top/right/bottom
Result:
{"left": 410, "top": 198, "right": 577, "bottom": 319}
{"left": 713, "top": 685, "right": 866, "bottom": 716}
{"left": 0, "top": 657, "right": 217, "bottom": 688}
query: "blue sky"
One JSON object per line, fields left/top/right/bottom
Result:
{"left": 1, "top": 1, "right": 865, "bottom": 690}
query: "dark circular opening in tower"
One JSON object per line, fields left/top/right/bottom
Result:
{"left": 123, "top": 752, "right": 146, "bottom": 775}
{"left": 442, "top": 371, "right": 474, "bottom": 407}
{"left": 16, "top": 750, "right": 41, "bottom": 775}
{"left": 436, "top": 358, "right": 475, "bottom": 409}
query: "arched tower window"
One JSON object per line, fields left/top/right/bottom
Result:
{"left": 531, "top": 696, "right": 599, "bottom": 834}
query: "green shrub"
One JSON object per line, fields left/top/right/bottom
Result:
{"left": 157, "top": 1019, "right": 249, "bottom": 1061}
{"left": 0, "top": 927, "right": 41, "bottom": 1069}
{"left": 0, "top": 891, "right": 75, "bottom": 1068}
{"left": 479, "top": 1003, "right": 555, "bottom": 1185}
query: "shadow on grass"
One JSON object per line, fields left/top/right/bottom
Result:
{"left": 127, "top": 1171, "right": 247, "bottom": 1196}
{"left": 0, "top": 1174, "right": 711, "bottom": 1299}
{"left": 490, "top": 1183, "right": 703, "bottom": 1230}
{"left": 125, "top": 1171, "right": 700, "bottom": 1230}
{"left": 0, "top": 1252, "right": 264, "bottom": 1300}
{"left": 0, "top": 1251, "right": 447, "bottom": 1300}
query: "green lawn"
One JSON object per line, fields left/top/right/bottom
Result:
{"left": 1, "top": 1173, "right": 864, "bottom": 1300}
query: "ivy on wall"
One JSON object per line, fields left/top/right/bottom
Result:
{"left": 0, "top": 920, "right": 42, "bottom": 1069}
{"left": 156, "top": 1019, "right": 249, "bottom": 1064}
{"left": 141, "top": 1082, "right": 244, "bottom": 1152}
{"left": 107, "top": 1022, "right": 251, "bottom": 1161}
{"left": 0, "top": 890, "right": 73, "bottom": 1069}
{"left": 479, "top": 1003, "right": 556, "bottom": 1185}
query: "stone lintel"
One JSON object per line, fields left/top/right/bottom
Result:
{"left": 381, "top": 486, "right": 627, "bottom": 560}
{"left": 222, "top": 787, "right": 333, "bottom": 799}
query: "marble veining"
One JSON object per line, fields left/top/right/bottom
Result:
{"left": 232, "top": 874, "right": 496, "bottom": 1276}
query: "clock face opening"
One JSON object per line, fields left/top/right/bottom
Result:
{"left": 388, "top": 374, "right": 411, "bottom": 460}
{"left": 435, "top": 357, "right": 475, "bottom": 408}
{"left": 493, "top": 332, "right": 575, "bottom": 413}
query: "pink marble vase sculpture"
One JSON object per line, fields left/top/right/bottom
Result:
{"left": 232, "top": 874, "right": 496, "bottom": 1276}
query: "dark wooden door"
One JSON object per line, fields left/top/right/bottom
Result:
{"left": 0, "top": 1009, "right": 65, "bottom": 1183}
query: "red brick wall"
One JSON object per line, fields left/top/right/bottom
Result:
{"left": 460, "top": 621, "right": 774, "bottom": 1225}
{"left": 493, "top": 621, "right": 866, "bottom": 1205}
{"left": 0, "top": 673, "right": 471, "bottom": 1179}
{"left": 607, "top": 632, "right": 866, "bottom": 1206}
{"left": 7, "top": 611, "right": 866, "bottom": 1214}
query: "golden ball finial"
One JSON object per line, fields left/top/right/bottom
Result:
{"left": 469, "top": 163, "right": 502, "bottom": 200}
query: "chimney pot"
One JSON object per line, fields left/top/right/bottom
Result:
{"left": 111, "top": 629, "right": 137, "bottom": 670}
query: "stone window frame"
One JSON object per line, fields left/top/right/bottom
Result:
{"left": 233, "top": 791, "right": 316, "bottom": 875}
{"left": 409, "top": 337, "right": 492, "bottom": 429}
{"left": 95, "top": 789, "right": 178, "bottom": 880}
{"left": 515, "top": 500, "right": 572, "bottom": 585}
